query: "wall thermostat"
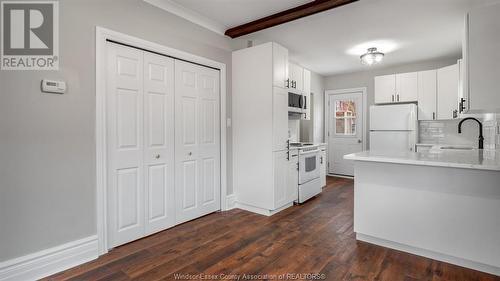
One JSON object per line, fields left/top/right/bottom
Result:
{"left": 41, "top": 79, "right": 66, "bottom": 94}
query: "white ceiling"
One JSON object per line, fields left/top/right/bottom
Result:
{"left": 172, "top": 0, "right": 311, "bottom": 28}
{"left": 152, "top": 0, "right": 500, "bottom": 76}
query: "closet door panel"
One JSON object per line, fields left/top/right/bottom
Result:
{"left": 106, "top": 43, "right": 145, "bottom": 247}
{"left": 143, "top": 52, "right": 176, "bottom": 235}
{"left": 175, "top": 60, "right": 221, "bottom": 224}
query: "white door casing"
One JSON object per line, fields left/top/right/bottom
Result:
{"left": 326, "top": 88, "right": 366, "bottom": 177}
{"left": 106, "top": 43, "right": 145, "bottom": 247}
{"left": 143, "top": 52, "right": 176, "bottom": 235}
{"left": 174, "top": 60, "right": 221, "bottom": 224}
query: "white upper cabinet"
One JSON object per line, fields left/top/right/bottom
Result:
{"left": 273, "top": 43, "right": 289, "bottom": 89}
{"left": 396, "top": 72, "right": 418, "bottom": 103}
{"left": 417, "top": 70, "right": 437, "bottom": 120}
{"left": 437, "top": 64, "right": 459, "bottom": 120}
{"left": 375, "top": 72, "right": 418, "bottom": 104}
{"left": 288, "top": 62, "right": 304, "bottom": 92}
{"left": 375, "top": 74, "right": 396, "bottom": 103}
{"left": 273, "top": 86, "right": 289, "bottom": 151}
{"left": 417, "top": 64, "right": 460, "bottom": 121}
{"left": 463, "top": 3, "right": 500, "bottom": 113}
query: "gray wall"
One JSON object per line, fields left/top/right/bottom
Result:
{"left": 0, "top": 0, "right": 232, "bottom": 262}
{"left": 323, "top": 57, "right": 460, "bottom": 146}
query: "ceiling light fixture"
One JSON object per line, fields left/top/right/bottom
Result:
{"left": 360, "top": 47, "right": 384, "bottom": 66}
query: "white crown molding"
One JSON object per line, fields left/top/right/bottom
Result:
{"left": 0, "top": 236, "right": 98, "bottom": 281}
{"left": 144, "top": 0, "right": 228, "bottom": 36}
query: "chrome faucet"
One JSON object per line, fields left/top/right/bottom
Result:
{"left": 458, "top": 117, "right": 484, "bottom": 149}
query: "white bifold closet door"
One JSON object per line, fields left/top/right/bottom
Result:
{"left": 106, "top": 42, "right": 221, "bottom": 248}
{"left": 174, "top": 60, "right": 221, "bottom": 224}
{"left": 107, "top": 43, "right": 175, "bottom": 247}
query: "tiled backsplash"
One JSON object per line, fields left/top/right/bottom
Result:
{"left": 419, "top": 114, "right": 499, "bottom": 150}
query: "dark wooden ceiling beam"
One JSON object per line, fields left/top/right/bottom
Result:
{"left": 224, "top": 0, "right": 359, "bottom": 38}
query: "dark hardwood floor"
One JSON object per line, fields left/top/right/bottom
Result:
{"left": 44, "top": 177, "right": 500, "bottom": 281}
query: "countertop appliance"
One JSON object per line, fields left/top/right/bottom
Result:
{"left": 288, "top": 92, "right": 306, "bottom": 114}
{"left": 370, "top": 104, "right": 418, "bottom": 152}
{"left": 290, "top": 143, "right": 322, "bottom": 203}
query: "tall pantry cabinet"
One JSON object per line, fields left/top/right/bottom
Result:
{"left": 462, "top": 2, "right": 500, "bottom": 113}
{"left": 232, "top": 42, "right": 297, "bottom": 215}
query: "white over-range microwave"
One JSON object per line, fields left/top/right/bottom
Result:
{"left": 288, "top": 92, "right": 306, "bottom": 114}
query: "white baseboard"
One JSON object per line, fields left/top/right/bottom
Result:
{"left": 356, "top": 233, "right": 500, "bottom": 277}
{"left": 0, "top": 236, "right": 99, "bottom": 281}
{"left": 235, "top": 202, "right": 293, "bottom": 216}
{"left": 225, "top": 194, "right": 236, "bottom": 210}
{"left": 327, "top": 174, "right": 353, "bottom": 179}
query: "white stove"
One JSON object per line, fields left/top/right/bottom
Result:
{"left": 290, "top": 142, "right": 322, "bottom": 203}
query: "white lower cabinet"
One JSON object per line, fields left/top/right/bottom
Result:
{"left": 273, "top": 151, "right": 289, "bottom": 209}
{"left": 274, "top": 150, "right": 299, "bottom": 209}
{"left": 106, "top": 42, "right": 221, "bottom": 248}
{"left": 319, "top": 147, "right": 327, "bottom": 187}
{"left": 288, "top": 152, "right": 299, "bottom": 203}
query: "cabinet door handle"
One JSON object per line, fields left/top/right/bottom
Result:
{"left": 459, "top": 98, "right": 466, "bottom": 113}
{"left": 433, "top": 112, "right": 435, "bottom": 120}
{"left": 285, "top": 78, "right": 290, "bottom": 88}
{"left": 392, "top": 95, "right": 394, "bottom": 102}
{"left": 397, "top": 94, "right": 400, "bottom": 102}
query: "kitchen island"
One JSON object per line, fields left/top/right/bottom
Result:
{"left": 344, "top": 149, "right": 500, "bottom": 276}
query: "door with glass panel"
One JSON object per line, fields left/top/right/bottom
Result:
{"left": 327, "top": 91, "right": 363, "bottom": 176}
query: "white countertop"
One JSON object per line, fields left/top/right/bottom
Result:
{"left": 344, "top": 149, "right": 500, "bottom": 171}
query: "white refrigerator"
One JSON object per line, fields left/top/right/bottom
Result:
{"left": 369, "top": 104, "right": 418, "bottom": 152}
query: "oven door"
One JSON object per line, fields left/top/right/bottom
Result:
{"left": 298, "top": 150, "right": 320, "bottom": 184}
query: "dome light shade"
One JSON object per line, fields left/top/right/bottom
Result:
{"left": 360, "top": 47, "right": 384, "bottom": 65}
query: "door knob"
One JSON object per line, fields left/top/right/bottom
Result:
{"left": 188, "top": 152, "right": 192, "bottom": 156}
{"left": 357, "top": 139, "right": 362, "bottom": 144}
{"left": 154, "top": 154, "right": 160, "bottom": 159}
